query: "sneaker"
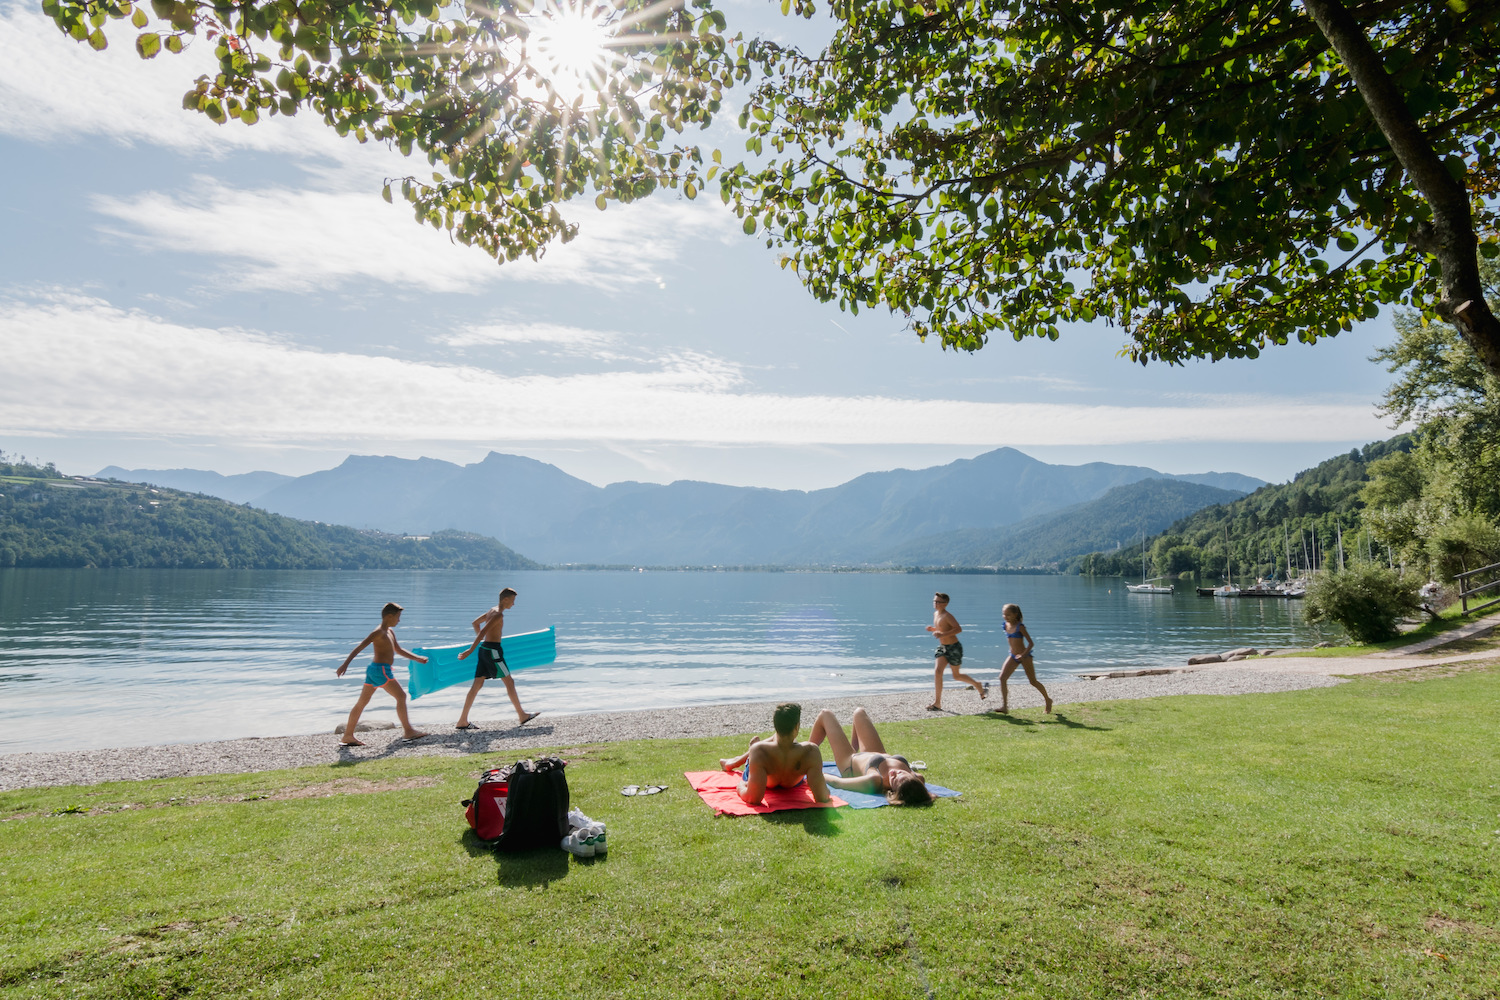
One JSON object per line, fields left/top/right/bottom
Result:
{"left": 561, "top": 830, "right": 595, "bottom": 857}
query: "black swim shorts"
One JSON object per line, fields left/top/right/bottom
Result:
{"left": 476, "top": 641, "right": 511, "bottom": 680}
{"left": 934, "top": 641, "right": 963, "bottom": 666}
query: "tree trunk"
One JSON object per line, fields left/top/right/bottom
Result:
{"left": 1303, "top": 0, "right": 1500, "bottom": 377}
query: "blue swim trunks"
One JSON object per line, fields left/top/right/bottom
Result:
{"left": 364, "top": 662, "right": 396, "bottom": 687}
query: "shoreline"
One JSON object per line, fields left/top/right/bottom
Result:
{"left": 0, "top": 666, "right": 1356, "bottom": 791}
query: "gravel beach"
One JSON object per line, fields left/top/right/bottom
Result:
{"left": 0, "top": 665, "right": 1354, "bottom": 791}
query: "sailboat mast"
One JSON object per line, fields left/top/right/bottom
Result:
{"left": 1225, "top": 525, "right": 1232, "bottom": 585}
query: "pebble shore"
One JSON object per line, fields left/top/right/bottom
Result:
{"left": 0, "top": 667, "right": 1347, "bottom": 791}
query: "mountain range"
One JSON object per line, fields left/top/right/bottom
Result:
{"left": 101, "top": 448, "right": 1263, "bottom": 567}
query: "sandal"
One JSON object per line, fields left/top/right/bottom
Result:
{"left": 621, "top": 784, "right": 667, "bottom": 796}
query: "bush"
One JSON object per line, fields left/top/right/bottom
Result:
{"left": 1425, "top": 514, "right": 1500, "bottom": 583}
{"left": 1304, "top": 562, "right": 1423, "bottom": 644}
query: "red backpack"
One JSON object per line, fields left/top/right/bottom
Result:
{"left": 461, "top": 768, "right": 509, "bottom": 841}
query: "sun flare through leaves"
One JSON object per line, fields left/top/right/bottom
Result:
{"left": 525, "top": 0, "right": 620, "bottom": 106}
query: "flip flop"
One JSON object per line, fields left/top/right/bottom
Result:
{"left": 455, "top": 723, "right": 480, "bottom": 730}
{"left": 402, "top": 733, "right": 429, "bottom": 743}
{"left": 621, "top": 784, "right": 667, "bottom": 796}
{"left": 518, "top": 712, "right": 541, "bottom": 727}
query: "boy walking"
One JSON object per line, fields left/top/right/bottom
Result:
{"left": 336, "top": 602, "right": 429, "bottom": 745}
{"left": 455, "top": 587, "right": 540, "bottom": 729}
{"left": 927, "top": 592, "right": 987, "bottom": 711}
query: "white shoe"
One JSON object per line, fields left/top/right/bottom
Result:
{"left": 561, "top": 830, "right": 595, "bottom": 857}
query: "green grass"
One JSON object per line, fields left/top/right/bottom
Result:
{"left": 4, "top": 668, "right": 1500, "bottom": 998}
{"left": 1281, "top": 602, "right": 1487, "bottom": 657}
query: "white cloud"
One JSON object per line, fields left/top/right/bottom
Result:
{"left": 0, "top": 293, "right": 1397, "bottom": 450}
{"left": 91, "top": 182, "right": 737, "bottom": 292}
{"left": 0, "top": 1, "right": 350, "bottom": 160}
{"left": 439, "top": 322, "right": 619, "bottom": 348}
{"left": 2, "top": 0, "right": 743, "bottom": 291}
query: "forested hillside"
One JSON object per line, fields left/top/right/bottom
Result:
{"left": 0, "top": 464, "right": 539, "bottom": 570}
{"left": 1072, "top": 437, "right": 1415, "bottom": 581}
{"left": 880, "top": 479, "right": 1245, "bottom": 568}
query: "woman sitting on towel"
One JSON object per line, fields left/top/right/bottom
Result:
{"left": 807, "top": 707, "right": 933, "bottom": 806}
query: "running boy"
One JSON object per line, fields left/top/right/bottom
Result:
{"left": 995, "top": 602, "right": 1052, "bottom": 714}
{"left": 455, "top": 587, "right": 540, "bottom": 729}
{"left": 335, "top": 601, "right": 429, "bottom": 745}
{"left": 927, "top": 592, "right": 986, "bottom": 710}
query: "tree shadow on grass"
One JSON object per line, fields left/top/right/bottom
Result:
{"left": 756, "top": 808, "right": 842, "bottom": 837}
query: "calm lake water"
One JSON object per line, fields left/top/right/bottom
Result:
{"left": 0, "top": 569, "right": 1332, "bottom": 753}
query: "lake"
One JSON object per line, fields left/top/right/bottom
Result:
{"left": 0, "top": 569, "right": 1331, "bottom": 753}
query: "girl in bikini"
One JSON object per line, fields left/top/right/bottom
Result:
{"left": 996, "top": 603, "right": 1052, "bottom": 714}
{"left": 806, "top": 707, "right": 933, "bottom": 806}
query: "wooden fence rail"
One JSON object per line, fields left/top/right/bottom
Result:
{"left": 1455, "top": 560, "right": 1500, "bottom": 615}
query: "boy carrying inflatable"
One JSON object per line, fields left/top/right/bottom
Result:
{"left": 335, "top": 602, "right": 429, "bottom": 745}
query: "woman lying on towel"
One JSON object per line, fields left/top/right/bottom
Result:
{"left": 807, "top": 707, "right": 933, "bottom": 806}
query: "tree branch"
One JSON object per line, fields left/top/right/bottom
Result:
{"left": 1302, "top": 0, "right": 1500, "bottom": 375}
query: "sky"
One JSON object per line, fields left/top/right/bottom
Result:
{"left": 0, "top": 0, "right": 1409, "bottom": 491}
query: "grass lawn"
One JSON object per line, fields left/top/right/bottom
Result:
{"left": 4, "top": 665, "right": 1498, "bottom": 999}
{"left": 1281, "top": 603, "right": 1493, "bottom": 658}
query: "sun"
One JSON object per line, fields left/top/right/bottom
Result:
{"left": 527, "top": 0, "right": 618, "bottom": 104}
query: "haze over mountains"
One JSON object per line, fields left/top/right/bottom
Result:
{"left": 102, "top": 448, "right": 1262, "bottom": 567}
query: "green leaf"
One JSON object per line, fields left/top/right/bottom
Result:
{"left": 135, "top": 32, "right": 160, "bottom": 58}
{"left": 131, "top": 6, "right": 148, "bottom": 28}
{"left": 742, "top": 215, "right": 757, "bottom": 235}
{"left": 87, "top": 28, "right": 107, "bottom": 50}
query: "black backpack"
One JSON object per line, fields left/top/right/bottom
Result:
{"left": 494, "top": 757, "right": 570, "bottom": 853}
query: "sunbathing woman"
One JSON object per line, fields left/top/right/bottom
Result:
{"left": 806, "top": 707, "right": 933, "bottom": 806}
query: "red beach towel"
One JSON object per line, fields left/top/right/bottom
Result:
{"left": 683, "top": 770, "right": 845, "bottom": 816}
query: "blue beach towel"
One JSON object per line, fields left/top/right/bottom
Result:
{"left": 408, "top": 626, "right": 557, "bottom": 700}
{"left": 820, "top": 762, "right": 962, "bottom": 809}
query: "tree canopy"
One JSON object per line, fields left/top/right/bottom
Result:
{"left": 46, "top": 0, "right": 1500, "bottom": 374}
{"left": 727, "top": 0, "right": 1500, "bottom": 372}
{"left": 45, "top": 0, "right": 738, "bottom": 261}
